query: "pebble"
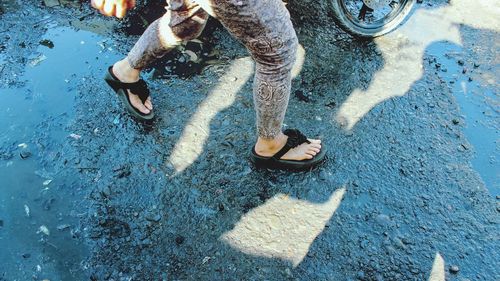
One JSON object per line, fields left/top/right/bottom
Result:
{"left": 20, "top": 150, "right": 32, "bottom": 159}
{"left": 24, "top": 205, "right": 30, "bottom": 217}
{"left": 39, "top": 225, "right": 50, "bottom": 236}
{"left": 421, "top": 194, "right": 431, "bottom": 200}
{"left": 295, "top": 90, "right": 310, "bottom": 102}
{"left": 319, "top": 170, "right": 329, "bottom": 181}
{"left": 449, "top": 265, "right": 460, "bottom": 274}
{"left": 17, "top": 143, "right": 28, "bottom": 149}
{"left": 356, "top": 271, "right": 365, "bottom": 279}
{"left": 43, "top": 0, "right": 59, "bottom": 7}
{"left": 376, "top": 214, "right": 391, "bottom": 226}
{"left": 392, "top": 237, "right": 406, "bottom": 249}
{"left": 101, "top": 186, "right": 111, "bottom": 197}
{"left": 360, "top": 239, "right": 369, "bottom": 249}
{"left": 218, "top": 203, "right": 225, "bottom": 212}
{"left": 175, "top": 236, "right": 185, "bottom": 245}
{"left": 57, "top": 224, "right": 71, "bottom": 231}
{"left": 145, "top": 214, "right": 161, "bottom": 223}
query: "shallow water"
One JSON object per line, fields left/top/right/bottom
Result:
{"left": 0, "top": 25, "right": 119, "bottom": 280}
{"left": 427, "top": 43, "right": 499, "bottom": 196}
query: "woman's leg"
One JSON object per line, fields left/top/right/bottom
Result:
{"left": 195, "top": 0, "right": 322, "bottom": 160}
{"left": 112, "top": 0, "right": 209, "bottom": 114}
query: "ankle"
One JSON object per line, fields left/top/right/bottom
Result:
{"left": 113, "top": 59, "right": 140, "bottom": 81}
{"left": 255, "top": 133, "right": 287, "bottom": 154}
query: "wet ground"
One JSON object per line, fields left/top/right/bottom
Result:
{"left": 0, "top": 0, "right": 499, "bottom": 280}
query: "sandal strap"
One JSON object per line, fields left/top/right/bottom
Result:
{"left": 107, "top": 66, "right": 150, "bottom": 103}
{"left": 127, "top": 79, "right": 150, "bottom": 104}
{"left": 272, "top": 129, "right": 311, "bottom": 161}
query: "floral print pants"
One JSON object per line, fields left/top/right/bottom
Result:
{"left": 127, "top": 0, "right": 298, "bottom": 139}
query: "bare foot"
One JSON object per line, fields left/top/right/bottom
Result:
{"left": 112, "top": 59, "right": 153, "bottom": 114}
{"left": 254, "top": 132, "right": 322, "bottom": 161}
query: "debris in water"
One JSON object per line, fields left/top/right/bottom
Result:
{"left": 20, "top": 150, "right": 32, "bottom": 159}
{"left": 69, "top": 133, "right": 82, "bottom": 140}
{"left": 202, "top": 256, "right": 211, "bottom": 264}
{"left": 39, "top": 39, "right": 54, "bottom": 49}
{"left": 57, "top": 224, "right": 71, "bottom": 231}
{"left": 39, "top": 225, "right": 50, "bottom": 236}
{"left": 113, "top": 116, "right": 120, "bottom": 125}
{"left": 18, "top": 143, "right": 28, "bottom": 149}
{"left": 29, "top": 54, "right": 47, "bottom": 67}
{"left": 24, "top": 205, "right": 30, "bottom": 217}
{"left": 43, "top": 179, "right": 52, "bottom": 186}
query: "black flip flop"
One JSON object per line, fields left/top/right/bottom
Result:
{"left": 104, "top": 66, "right": 155, "bottom": 121}
{"left": 250, "top": 129, "right": 327, "bottom": 170}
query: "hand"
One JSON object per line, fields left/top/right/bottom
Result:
{"left": 91, "top": 0, "right": 136, "bottom": 19}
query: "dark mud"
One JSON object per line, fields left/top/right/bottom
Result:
{"left": 0, "top": 0, "right": 498, "bottom": 280}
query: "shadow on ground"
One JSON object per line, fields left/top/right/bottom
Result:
{"left": 0, "top": 0, "right": 498, "bottom": 280}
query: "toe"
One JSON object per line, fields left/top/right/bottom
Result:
{"left": 311, "top": 143, "right": 322, "bottom": 150}
{"left": 310, "top": 147, "right": 321, "bottom": 153}
{"left": 145, "top": 98, "right": 153, "bottom": 110}
{"left": 129, "top": 92, "right": 150, "bottom": 114}
{"left": 306, "top": 150, "right": 318, "bottom": 156}
{"left": 308, "top": 139, "right": 321, "bottom": 144}
{"left": 137, "top": 104, "right": 150, "bottom": 114}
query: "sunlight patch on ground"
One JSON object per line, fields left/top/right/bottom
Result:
{"left": 292, "top": 44, "right": 306, "bottom": 79}
{"left": 168, "top": 43, "right": 305, "bottom": 173}
{"left": 428, "top": 252, "right": 445, "bottom": 281}
{"left": 220, "top": 187, "right": 345, "bottom": 267}
{"left": 168, "top": 57, "right": 253, "bottom": 173}
{"left": 335, "top": 0, "right": 499, "bottom": 130}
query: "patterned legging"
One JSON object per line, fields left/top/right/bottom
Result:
{"left": 127, "top": 0, "right": 298, "bottom": 139}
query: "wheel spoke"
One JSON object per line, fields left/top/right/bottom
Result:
{"left": 357, "top": 3, "right": 374, "bottom": 21}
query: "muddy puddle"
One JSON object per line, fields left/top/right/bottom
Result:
{"left": 0, "top": 25, "right": 121, "bottom": 280}
{"left": 426, "top": 43, "right": 499, "bottom": 196}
